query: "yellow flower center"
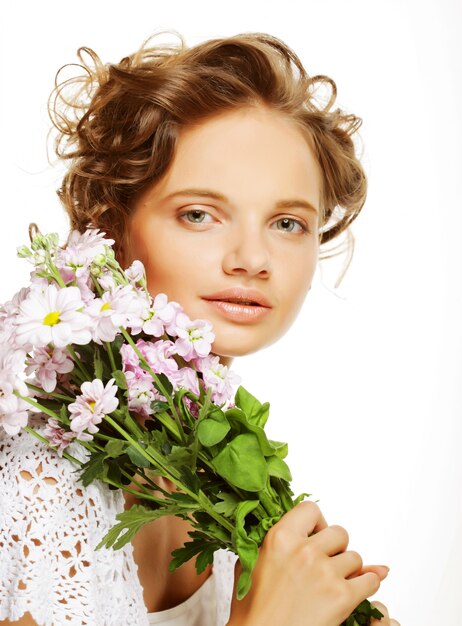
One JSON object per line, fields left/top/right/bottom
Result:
{"left": 43, "top": 311, "right": 61, "bottom": 326}
{"left": 88, "top": 401, "right": 96, "bottom": 413}
{"left": 100, "top": 302, "right": 111, "bottom": 312}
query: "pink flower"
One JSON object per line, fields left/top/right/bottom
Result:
{"left": 124, "top": 371, "right": 159, "bottom": 418}
{"left": 125, "top": 260, "right": 146, "bottom": 284}
{"left": 140, "top": 293, "right": 177, "bottom": 337}
{"left": 163, "top": 301, "right": 186, "bottom": 337}
{"left": 25, "top": 346, "right": 74, "bottom": 393}
{"left": 56, "top": 228, "right": 115, "bottom": 279}
{"left": 68, "top": 378, "right": 119, "bottom": 439}
{"left": 0, "top": 393, "right": 29, "bottom": 435}
{"left": 169, "top": 367, "right": 200, "bottom": 397}
{"left": 0, "top": 344, "right": 28, "bottom": 397}
{"left": 120, "top": 343, "right": 141, "bottom": 371}
{"left": 0, "top": 287, "right": 30, "bottom": 347}
{"left": 43, "top": 418, "right": 77, "bottom": 456}
{"left": 97, "top": 271, "right": 117, "bottom": 291}
{"left": 137, "top": 339, "right": 179, "bottom": 377}
{"left": 174, "top": 313, "right": 215, "bottom": 360}
{"left": 196, "top": 354, "right": 242, "bottom": 405}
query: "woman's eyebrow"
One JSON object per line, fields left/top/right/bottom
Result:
{"left": 164, "top": 187, "right": 318, "bottom": 214}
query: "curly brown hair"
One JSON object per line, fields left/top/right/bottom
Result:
{"left": 47, "top": 29, "right": 367, "bottom": 283}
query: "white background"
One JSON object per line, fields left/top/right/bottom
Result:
{"left": 1, "top": 1, "right": 461, "bottom": 624}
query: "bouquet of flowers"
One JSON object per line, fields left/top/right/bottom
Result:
{"left": 0, "top": 224, "right": 383, "bottom": 626}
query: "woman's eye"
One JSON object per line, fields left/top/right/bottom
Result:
{"left": 274, "top": 217, "right": 309, "bottom": 234}
{"left": 179, "top": 209, "right": 213, "bottom": 224}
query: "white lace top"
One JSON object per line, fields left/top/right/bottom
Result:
{"left": 0, "top": 415, "right": 238, "bottom": 626}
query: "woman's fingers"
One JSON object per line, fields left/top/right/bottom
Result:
{"left": 345, "top": 570, "right": 382, "bottom": 609}
{"left": 347, "top": 564, "right": 390, "bottom": 581}
{"left": 331, "top": 550, "right": 363, "bottom": 578}
{"left": 271, "top": 500, "right": 328, "bottom": 539}
{"left": 307, "top": 524, "right": 349, "bottom": 556}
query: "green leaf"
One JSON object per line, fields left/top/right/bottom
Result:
{"left": 105, "top": 439, "right": 127, "bottom": 458}
{"left": 268, "top": 439, "right": 289, "bottom": 459}
{"left": 78, "top": 452, "right": 106, "bottom": 486}
{"left": 168, "top": 492, "right": 199, "bottom": 509}
{"left": 212, "top": 433, "right": 268, "bottom": 492}
{"left": 126, "top": 445, "right": 151, "bottom": 468}
{"left": 233, "top": 500, "right": 260, "bottom": 600}
{"left": 150, "top": 400, "right": 170, "bottom": 413}
{"left": 153, "top": 372, "right": 173, "bottom": 396}
{"left": 213, "top": 492, "right": 241, "bottom": 518}
{"left": 111, "top": 369, "right": 128, "bottom": 390}
{"left": 169, "top": 530, "right": 210, "bottom": 572}
{"left": 195, "top": 543, "right": 218, "bottom": 574}
{"left": 166, "top": 445, "right": 194, "bottom": 468}
{"left": 179, "top": 466, "right": 201, "bottom": 494}
{"left": 266, "top": 455, "right": 292, "bottom": 482}
{"left": 224, "top": 408, "right": 277, "bottom": 457}
{"left": 197, "top": 408, "right": 230, "bottom": 447}
{"left": 340, "top": 600, "right": 384, "bottom": 626}
{"left": 59, "top": 404, "right": 70, "bottom": 426}
{"left": 96, "top": 504, "right": 173, "bottom": 550}
{"left": 292, "top": 492, "right": 312, "bottom": 507}
{"left": 234, "top": 386, "right": 270, "bottom": 428}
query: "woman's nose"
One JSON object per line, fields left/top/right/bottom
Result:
{"left": 221, "top": 225, "right": 271, "bottom": 277}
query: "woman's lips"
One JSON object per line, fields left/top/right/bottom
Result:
{"left": 202, "top": 299, "right": 272, "bottom": 323}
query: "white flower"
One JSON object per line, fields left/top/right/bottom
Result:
{"left": 85, "top": 284, "right": 146, "bottom": 344}
{"left": 14, "top": 284, "right": 92, "bottom": 349}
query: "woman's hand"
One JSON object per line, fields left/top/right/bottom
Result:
{"left": 227, "top": 500, "right": 391, "bottom": 626}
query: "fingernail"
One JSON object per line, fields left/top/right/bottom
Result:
{"left": 379, "top": 565, "right": 390, "bottom": 576}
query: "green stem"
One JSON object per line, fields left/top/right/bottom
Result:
{"left": 119, "top": 328, "right": 186, "bottom": 442}
{"left": 104, "top": 414, "right": 180, "bottom": 480}
{"left": 258, "top": 486, "right": 282, "bottom": 518}
{"left": 46, "top": 253, "right": 66, "bottom": 288}
{"left": 16, "top": 393, "right": 61, "bottom": 422}
{"left": 105, "top": 341, "right": 117, "bottom": 373}
{"left": 67, "top": 345, "right": 91, "bottom": 381}
{"left": 191, "top": 387, "right": 212, "bottom": 472}
{"left": 26, "top": 382, "right": 74, "bottom": 402}
{"left": 104, "top": 414, "right": 235, "bottom": 534}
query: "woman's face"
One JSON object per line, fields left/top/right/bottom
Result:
{"left": 124, "top": 105, "right": 322, "bottom": 365}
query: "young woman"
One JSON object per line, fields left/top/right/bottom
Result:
{"left": 0, "top": 30, "right": 400, "bottom": 626}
